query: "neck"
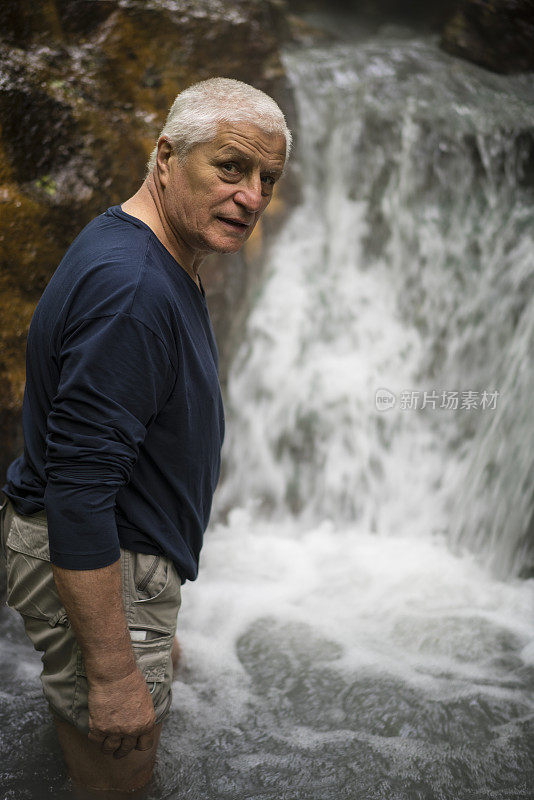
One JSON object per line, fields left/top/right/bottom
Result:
{"left": 121, "top": 173, "right": 206, "bottom": 285}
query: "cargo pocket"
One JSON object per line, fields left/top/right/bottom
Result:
{"left": 120, "top": 550, "right": 182, "bottom": 722}
{"left": 75, "top": 625, "right": 175, "bottom": 725}
{"left": 129, "top": 551, "right": 181, "bottom": 636}
{"left": 134, "top": 554, "right": 164, "bottom": 599}
{"left": 134, "top": 632, "right": 175, "bottom": 723}
{"left": 75, "top": 634, "right": 171, "bottom": 684}
{"left": 5, "top": 512, "right": 67, "bottom": 624}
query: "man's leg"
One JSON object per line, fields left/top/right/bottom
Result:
{"left": 171, "top": 635, "right": 181, "bottom": 675}
{"left": 54, "top": 715, "right": 163, "bottom": 793}
{"left": 4, "top": 510, "right": 181, "bottom": 792}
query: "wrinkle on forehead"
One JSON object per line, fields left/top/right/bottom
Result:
{"left": 211, "top": 122, "right": 286, "bottom": 170}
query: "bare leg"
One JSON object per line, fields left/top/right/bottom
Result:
{"left": 171, "top": 635, "right": 181, "bottom": 676}
{"left": 54, "top": 715, "right": 162, "bottom": 794}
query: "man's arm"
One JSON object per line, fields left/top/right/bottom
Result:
{"left": 41, "top": 314, "right": 175, "bottom": 754}
{"left": 52, "top": 559, "right": 156, "bottom": 759}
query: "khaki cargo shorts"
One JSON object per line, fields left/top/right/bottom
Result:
{"left": 0, "top": 498, "right": 181, "bottom": 734}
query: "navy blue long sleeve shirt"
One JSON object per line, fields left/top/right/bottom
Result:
{"left": 4, "top": 206, "right": 225, "bottom": 582}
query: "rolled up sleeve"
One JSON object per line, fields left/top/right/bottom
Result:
{"left": 44, "top": 312, "right": 176, "bottom": 569}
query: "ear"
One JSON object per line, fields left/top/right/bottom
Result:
{"left": 156, "top": 137, "right": 174, "bottom": 186}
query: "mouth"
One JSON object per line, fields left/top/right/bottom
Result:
{"left": 216, "top": 216, "right": 251, "bottom": 233}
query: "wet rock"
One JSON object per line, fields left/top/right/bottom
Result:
{"left": 441, "top": 0, "right": 534, "bottom": 74}
{"left": 0, "top": 86, "right": 78, "bottom": 183}
{"left": 0, "top": 0, "right": 296, "bottom": 480}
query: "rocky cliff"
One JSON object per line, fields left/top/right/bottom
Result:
{"left": 441, "top": 0, "right": 534, "bottom": 73}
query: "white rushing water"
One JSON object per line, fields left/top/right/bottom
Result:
{"left": 167, "top": 35, "right": 534, "bottom": 800}
{"left": 1, "top": 32, "right": 533, "bottom": 800}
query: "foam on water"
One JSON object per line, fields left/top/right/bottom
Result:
{"left": 176, "top": 509, "right": 533, "bottom": 709}
{"left": 164, "top": 511, "right": 533, "bottom": 798}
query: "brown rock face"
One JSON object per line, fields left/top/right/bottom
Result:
{"left": 0, "top": 0, "right": 296, "bottom": 480}
{"left": 441, "top": 0, "right": 534, "bottom": 73}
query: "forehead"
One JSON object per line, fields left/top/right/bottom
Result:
{"left": 205, "top": 122, "right": 286, "bottom": 170}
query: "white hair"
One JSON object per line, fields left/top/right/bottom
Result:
{"left": 146, "top": 77, "right": 292, "bottom": 174}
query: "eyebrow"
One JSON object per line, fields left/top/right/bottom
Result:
{"left": 217, "top": 147, "right": 284, "bottom": 177}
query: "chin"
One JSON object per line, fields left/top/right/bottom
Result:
{"left": 207, "top": 235, "right": 249, "bottom": 254}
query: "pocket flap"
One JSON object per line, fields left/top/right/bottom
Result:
{"left": 76, "top": 635, "right": 172, "bottom": 682}
{"left": 7, "top": 513, "right": 50, "bottom": 562}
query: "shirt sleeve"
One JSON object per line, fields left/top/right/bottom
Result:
{"left": 44, "top": 312, "right": 176, "bottom": 570}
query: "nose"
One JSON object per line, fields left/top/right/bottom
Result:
{"left": 233, "top": 175, "right": 264, "bottom": 214}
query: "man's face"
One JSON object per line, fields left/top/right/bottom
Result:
{"left": 159, "top": 122, "right": 287, "bottom": 255}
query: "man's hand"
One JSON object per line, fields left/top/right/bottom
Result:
{"left": 88, "top": 668, "right": 156, "bottom": 759}
{"left": 51, "top": 559, "right": 154, "bottom": 759}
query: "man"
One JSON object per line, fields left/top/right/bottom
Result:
{"left": 1, "top": 77, "right": 291, "bottom": 793}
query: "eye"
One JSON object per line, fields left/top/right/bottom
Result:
{"left": 261, "top": 175, "right": 276, "bottom": 187}
{"left": 221, "top": 162, "right": 240, "bottom": 175}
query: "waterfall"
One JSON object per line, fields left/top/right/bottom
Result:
{"left": 217, "top": 36, "right": 534, "bottom": 579}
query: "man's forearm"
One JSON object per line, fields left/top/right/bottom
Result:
{"left": 51, "top": 558, "right": 156, "bottom": 757}
{"left": 51, "top": 559, "right": 136, "bottom": 683}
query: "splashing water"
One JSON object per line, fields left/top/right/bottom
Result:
{"left": 1, "top": 33, "right": 533, "bottom": 800}
{"left": 220, "top": 38, "right": 534, "bottom": 580}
